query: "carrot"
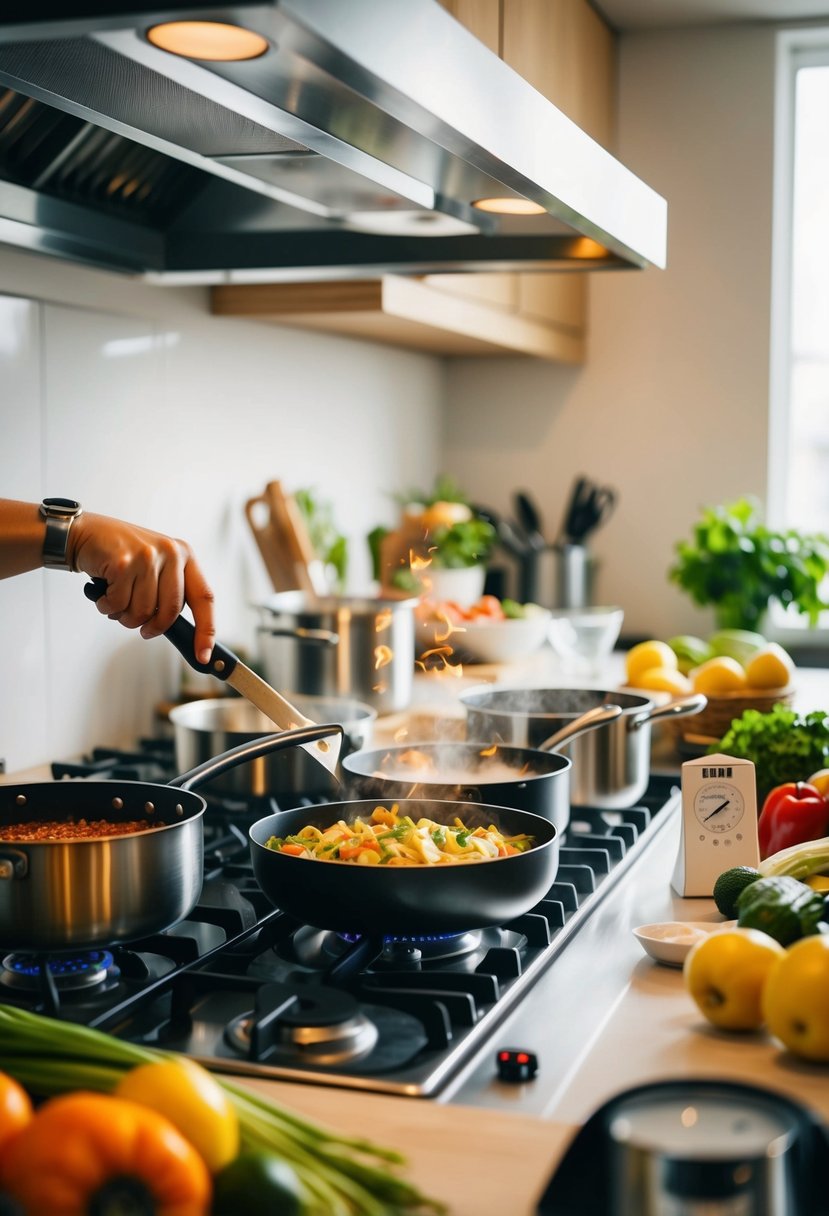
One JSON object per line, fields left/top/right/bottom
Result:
{"left": 339, "top": 840, "right": 380, "bottom": 861}
{"left": 279, "top": 843, "right": 306, "bottom": 856}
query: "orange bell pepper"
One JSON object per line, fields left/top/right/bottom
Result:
{"left": 1, "top": 1091, "right": 211, "bottom": 1216}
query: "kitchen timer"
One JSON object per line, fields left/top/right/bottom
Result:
{"left": 671, "top": 753, "right": 760, "bottom": 896}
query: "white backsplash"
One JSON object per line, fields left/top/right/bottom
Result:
{"left": 0, "top": 252, "right": 444, "bottom": 771}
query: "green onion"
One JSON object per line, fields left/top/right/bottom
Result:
{"left": 0, "top": 1005, "right": 445, "bottom": 1216}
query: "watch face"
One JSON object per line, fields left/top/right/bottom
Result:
{"left": 693, "top": 782, "right": 745, "bottom": 833}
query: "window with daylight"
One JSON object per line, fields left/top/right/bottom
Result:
{"left": 769, "top": 33, "right": 829, "bottom": 633}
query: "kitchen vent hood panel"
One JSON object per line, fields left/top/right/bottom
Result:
{"left": 0, "top": 37, "right": 309, "bottom": 157}
{"left": 0, "top": 1, "right": 667, "bottom": 281}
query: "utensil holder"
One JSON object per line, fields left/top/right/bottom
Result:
{"left": 524, "top": 544, "right": 594, "bottom": 609}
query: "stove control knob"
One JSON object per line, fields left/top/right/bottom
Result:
{"left": 496, "top": 1048, "right": 538, "bottom": 1083}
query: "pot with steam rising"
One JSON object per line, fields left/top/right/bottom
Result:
{"left": 460, "top": 687, "right": 707, "bottom": 809}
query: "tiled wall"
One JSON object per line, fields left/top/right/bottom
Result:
{"left": 0, "top": 253, "right": 444, "bottom": 770}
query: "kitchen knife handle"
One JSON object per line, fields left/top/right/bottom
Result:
{"left": 84, "top": 577, "right": 239, "bottom": 680}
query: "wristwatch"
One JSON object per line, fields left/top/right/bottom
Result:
{"left": 39, "top": 498, "right": 83, "bottom": 570}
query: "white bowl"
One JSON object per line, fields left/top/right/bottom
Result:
{"left": 633, "top": 921, "right": 736, "bottom": 968}
{"left": 452, "top": 607, "right": 553, "bottom": 664}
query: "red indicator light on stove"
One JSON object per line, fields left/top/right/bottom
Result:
{"left": 496, "top": 1048, "right": 538, "bottom": 1083}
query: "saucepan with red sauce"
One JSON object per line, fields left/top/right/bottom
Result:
{"left": 0, "top": 724, "right": 342, "bottom": 951}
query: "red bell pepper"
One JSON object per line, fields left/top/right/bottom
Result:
{"left": 758, "top": 781, "right": 829, "bottom": 860}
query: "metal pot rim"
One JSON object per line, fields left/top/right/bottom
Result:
{"left": 258, "top": 592, "right": 420, "bottom": 615}
{"left": 342, "top": 742, "right": 571, "bottom": 782}
{"left": 0, "top": 782, "right": 205, "bottom": 843}
{"left": 169, "top": 694, "right": 377, "bottom": 731}
{"left": 459, "top": 684, "right": 653, "bottom": 719}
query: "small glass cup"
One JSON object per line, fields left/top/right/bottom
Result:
{"left": 547, "top": 605, "right": 624, "bottom": 679}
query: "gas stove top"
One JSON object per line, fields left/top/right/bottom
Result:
{"left": 4, "top": 741, "right": 680, "bottom": 1098}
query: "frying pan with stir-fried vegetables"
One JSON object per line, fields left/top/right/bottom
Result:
{"left": 249, "top": 798, "right": 558, "bottom": 935}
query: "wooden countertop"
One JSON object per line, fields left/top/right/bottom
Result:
{"left": 232, "top": 1077, "right": 572, "bottom": 1215}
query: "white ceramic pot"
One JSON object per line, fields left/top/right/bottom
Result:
{"left": 423, "top": 565, "right": 486, "bottom": 607}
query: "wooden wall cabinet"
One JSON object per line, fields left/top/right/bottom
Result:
{"left": 211, "top": 1, "right": 616, "bottom": 363}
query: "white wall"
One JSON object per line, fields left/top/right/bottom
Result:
{"left": 444, "top": 24, "right": 777, "bottom": 641}
{"left": 0, "top": 249, "right": 444, "bottom": 770}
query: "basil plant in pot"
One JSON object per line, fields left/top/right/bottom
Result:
{"left": 669, "top": 497, "right": 829, "bottom": 632}
{"left": 371, "top": 475, "right": 497, "bottom": 605}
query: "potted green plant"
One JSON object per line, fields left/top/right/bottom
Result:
{"left": 370, "top": 475, "right": 497, "bottom": 604}
{"left": 669, "top": 497, "right": 829, "bottom": 631}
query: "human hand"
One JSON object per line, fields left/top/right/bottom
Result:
{"left": 69, "top": 512, "right": 215, "bottom": 663}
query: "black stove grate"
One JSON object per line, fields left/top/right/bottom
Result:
{"left": 9, "top": 748, "right": 680, "bottom": 1096}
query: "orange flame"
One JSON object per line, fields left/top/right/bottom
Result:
{"left": 480, "top": 744, "right": 498, "bottom": 757}
{"left": 434, "top": 610, "right": 467, "bottom": 644}
{"left": 375, "top": 609, "right": 393, "bottom": 633}
{"left": 374, "top": 645, "right": 394, "bottom": 670}
{"left": 416, "top": 645, "right": 464, "bottom": 679}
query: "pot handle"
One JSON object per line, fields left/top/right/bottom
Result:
{"left": 170, "top": 724, "right": 345, "bottom": 791}
{"left": 538, "top": 703, "right": 624, "bottom": 752}
{"left": 628, "top": 693, "right": 708, "bottom": 732}
{"left": 258, "top": 625, "right": 340, "bottom": 646}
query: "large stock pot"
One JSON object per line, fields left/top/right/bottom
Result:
{"left": 257, "top": 591, "right": 419, "bottom": 713}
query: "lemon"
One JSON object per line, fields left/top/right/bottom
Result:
{"left": 684, "top": 927, "right": 785, "bottom": 1031}
{"left": 691, "top": 655, "right": 748, "bottom": 695}
{"left": 636, "top": 666, "right": 693, "bottom": 695}
{"left": 743, "top": 643, "right": 794, "bottom": 690}
{"left": 626, "top": 640, "right": 677, "bottom": 686}
{"left": 762, "top": 935, "right": 829, "bottom": 1061}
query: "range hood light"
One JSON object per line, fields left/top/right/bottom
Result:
{"left": 145, "top": 21, "right": 269, "bottom": 62}
{"left": 472, "top": 198, "right": 547, "bottom": 216}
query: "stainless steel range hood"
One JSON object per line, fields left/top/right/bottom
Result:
{"left": 0, "top": 1, "right": 667, "bottom": 282}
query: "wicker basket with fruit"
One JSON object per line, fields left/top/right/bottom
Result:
{"left": 624, "top": 629, "right": 796, "bottom": 743}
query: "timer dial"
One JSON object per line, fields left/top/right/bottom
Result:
{"left": 693, "top": 782, "right": 745, "bottom": 833}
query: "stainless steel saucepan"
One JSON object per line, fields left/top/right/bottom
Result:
{"left": 460, "top": 687, "right": 707, "bottom": 809}
{"left": 170, "top": 694, "right": 376, "bottom": 799}
{"left": 0, "top": 725, "right": 342, "bottom": 952}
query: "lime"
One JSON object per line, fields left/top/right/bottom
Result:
{"left": 713, "top": 866, "right": 761, "bottom": 918}
{"left": 212, "top": 1151, "right": 305, "bottom": 1215}
{"left": 667, "top": 635, "right": 714, "bottom": 675}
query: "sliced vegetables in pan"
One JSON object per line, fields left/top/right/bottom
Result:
{"left": 266, "top": 804, "right": 534, "bottom": 866}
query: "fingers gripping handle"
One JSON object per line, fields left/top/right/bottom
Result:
{"left": 85, "top": 578, "right": 231, "bottom": 677}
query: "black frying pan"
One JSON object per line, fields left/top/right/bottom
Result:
{"left": 249, "top": 798, "right": 559, "bottom": 936}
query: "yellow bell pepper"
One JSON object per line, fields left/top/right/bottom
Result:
{"left": 0, "top": 1090, "right": 211, "bottom": 1216}
{"left": 116, "top": 1057, "right": 239, "bottom": 1173}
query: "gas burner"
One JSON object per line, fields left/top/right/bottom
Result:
{"left": 225, "top": 983, "right": 378, "bottom": 1066}
{"left": 1, "top": 950, "right": 118, "bottom": 993}
{"left": 284, "top": 926, "right": 485, "bottom": 970}
{"left": 379, "top": 931, "right": 483, "bottom": 964}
